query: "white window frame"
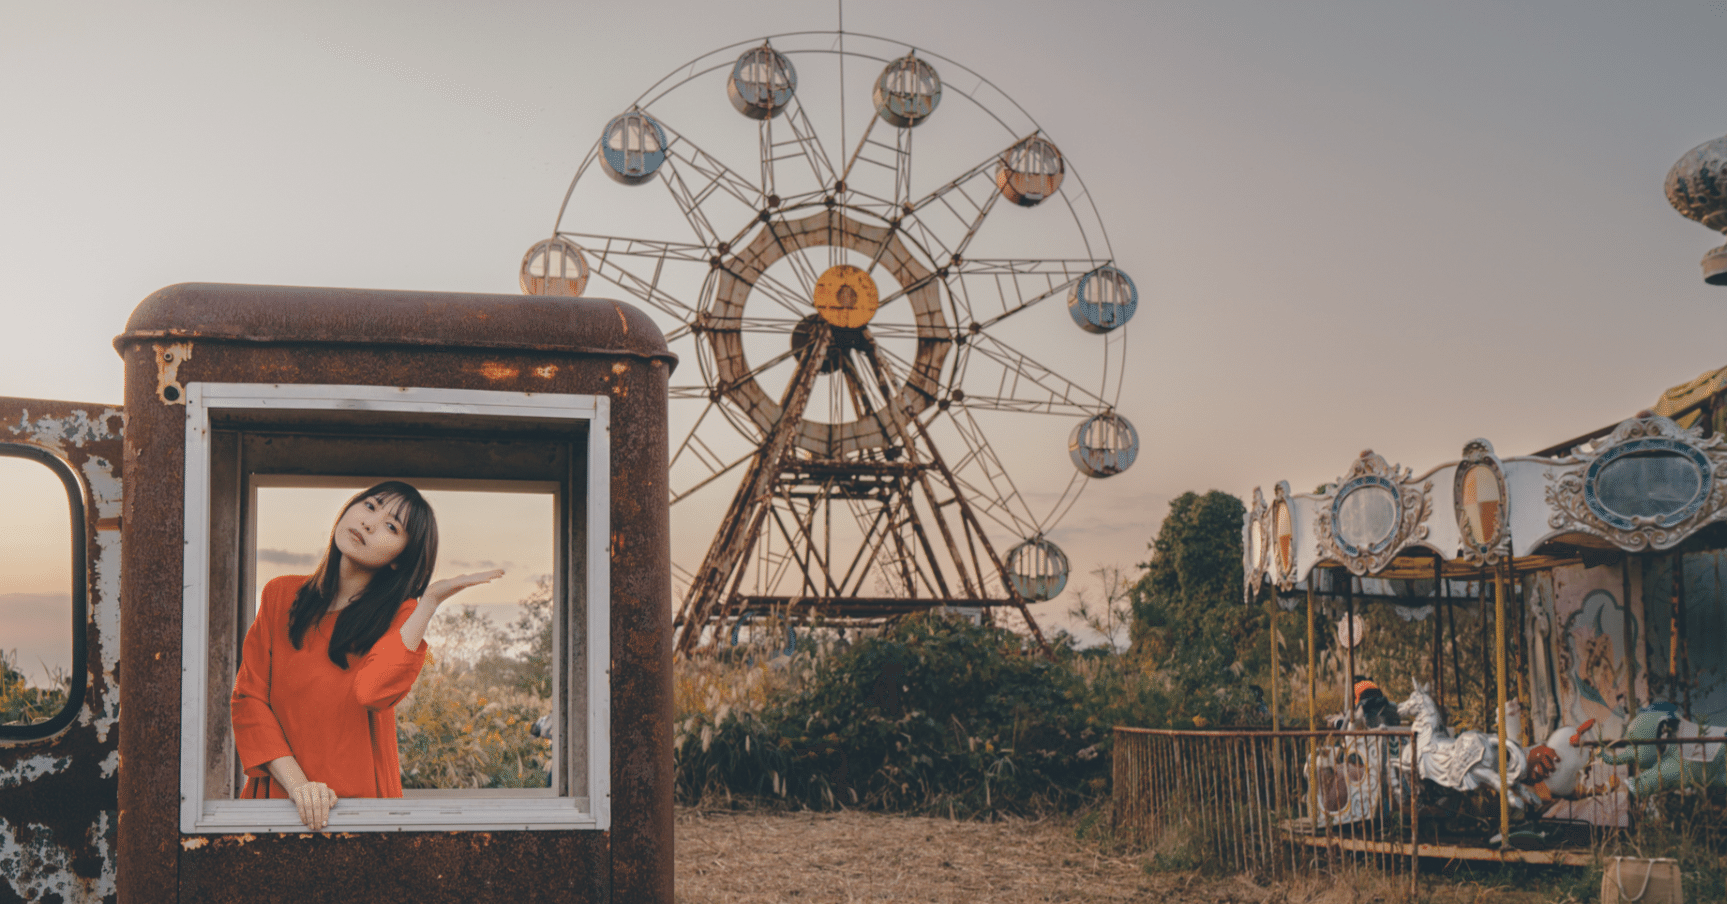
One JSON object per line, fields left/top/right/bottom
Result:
{"left": 179, "top": 383, "right": 611, "bottom": 833}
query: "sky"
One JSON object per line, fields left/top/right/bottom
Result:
{"left": 4, "top": 1, "right": 1727, "bottom": 678}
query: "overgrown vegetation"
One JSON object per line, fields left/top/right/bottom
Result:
{"left": 397, "top": 579, "right": 554, "bottom": 789}
{"left": 0, "top": 649, "right": 66, "bottom": 726}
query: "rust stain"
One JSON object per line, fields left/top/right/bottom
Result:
{"left": 181, "top": 838, "right": 208, "bottom": 851}
{"left": 610, "top": 362, "right": 628, "bottom": 375}
{"left": 534, "top": 365, "right": 558, "bottom": 379}
{"left": 95, "top": 517, "right": 121, "bottom": 531}
{"left": 154, "top": 341, "right": 193, "bottom": 405}
{"left": 475, "top": 362, "right": 521, "bottom": 381}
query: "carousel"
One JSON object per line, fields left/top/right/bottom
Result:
{"left": 1242, "top": 411, "right": 1727, "bottom": 863}
{"left": 1113, "top": 409, "right": 1727, "bottom": 878}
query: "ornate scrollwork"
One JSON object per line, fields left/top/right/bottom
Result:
{"left": 1243, "top": 486, "right": 1269, "bottom": 602}
{"left": 1543, "top": 415, "right": 1727, "bottom": 551}
{"left": 1454, "top": 438, "right": 1511, "bottom": 566}
{"left": 1315, "top": 450, "right": 1432, "bottom": 575}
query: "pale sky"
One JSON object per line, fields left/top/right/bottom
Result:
{"left": 5, "top": 2, "right": 1727, "bottom": 673}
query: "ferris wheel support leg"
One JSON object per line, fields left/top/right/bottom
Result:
{"left": 910, "top": 417, "right": 1054, "bottom": 659}
{"left": 674, "top": 325, "right": 832, "bottom": 656}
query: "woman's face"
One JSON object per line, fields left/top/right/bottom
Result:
{"left": 332, "top": 493, "right": 411, "bottom": 573}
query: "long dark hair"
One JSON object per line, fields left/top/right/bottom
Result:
{"left": 288, "top": 481, "right": 439, "bottom": 667}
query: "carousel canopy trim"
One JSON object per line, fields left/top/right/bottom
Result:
{"left": 1246, "top": 414, "right": 1727, "bottom": 588}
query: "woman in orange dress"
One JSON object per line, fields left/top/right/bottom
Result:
{"left": 231, "top": 480, "right": 502, "bottom": 831}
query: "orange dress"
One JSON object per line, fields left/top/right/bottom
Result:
{"left": 231, "top": 574, "right": 428, "bottom": 799}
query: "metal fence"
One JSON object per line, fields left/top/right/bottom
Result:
{"left": 1113, "top": 727, "right": 1419, "bottom": 884}
{"left": 1115, "top": 726, "right": 1727, "bottom": 888}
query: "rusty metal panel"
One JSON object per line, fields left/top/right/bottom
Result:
{"left": 0, "top": 397, "right": 125, "bottom": 904}
{"left": 113, "top": 285, "right": 673, "bottom": 904}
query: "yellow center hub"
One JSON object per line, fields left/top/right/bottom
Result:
{"left": 812, "top": 264, "right": 880, "bottom": 328}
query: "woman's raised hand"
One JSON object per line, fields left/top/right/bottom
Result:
{"left": 423, "top": 569, "right": 506, "bottom": 607}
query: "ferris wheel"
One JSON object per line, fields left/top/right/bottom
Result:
{"left": 519, "top": 31, "right": 1140, "bottom": 653}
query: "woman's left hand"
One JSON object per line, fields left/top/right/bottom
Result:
{"left": 423, "top": 569, "right": 505, "bottom": 607}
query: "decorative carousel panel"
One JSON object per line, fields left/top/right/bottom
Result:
{"left": 1315, "top": 450, "right": 1432, "bottom": 575}
{"left": 1543, "top": 415, "right": 1727, "bottom": 551}
{"left": 1244, "top": 487, "right": 1269, "bottom": 600}
{"left": 1454, "top": 439, "right": 1511, "bottom": 565}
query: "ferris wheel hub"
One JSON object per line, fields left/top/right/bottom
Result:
{"left": 812, "top": 264, "right": 881, "bottom": 328}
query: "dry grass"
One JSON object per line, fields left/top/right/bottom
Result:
{"left": 674, "top": 807, "right": 1583, "bottom": 903}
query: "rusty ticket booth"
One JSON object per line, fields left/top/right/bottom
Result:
{"left": 2, "top": 282, "right": 675, "bottom": 903}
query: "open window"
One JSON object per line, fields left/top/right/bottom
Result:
{"left": 0, "top": 446, "right": 86, "bottom": 741}
{"left": 178, "top": 383, "right": 610, "bottom": 832}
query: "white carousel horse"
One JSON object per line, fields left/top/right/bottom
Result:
{"left": 1396, "top": 683, "right": 1537, "bottom": 807}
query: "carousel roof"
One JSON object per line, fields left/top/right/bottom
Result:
{"left": 1244, "top": 412, "right": 1727, "bottom": 594}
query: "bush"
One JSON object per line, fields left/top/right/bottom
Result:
{"left": 0, "top": 649, "right": 66, "bottom": 726}
{"left": 675, "top": 613, "right": 1112, "bottom": 816}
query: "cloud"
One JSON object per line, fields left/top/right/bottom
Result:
{"left": 257, "top": 548, "right": 318, "bottom": 567}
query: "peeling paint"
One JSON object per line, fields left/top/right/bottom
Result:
{"left": 181, "top": 838, "right": 207, "bottom": 851}
{"left": 476, "top": 362, "right": 521, "bottom": 380}
{"left": 0, "top": 755, "right": 72, "bottom": 790}
{"left": 4, "top": 407, "right": 125, "bottom": 454}
{"left": 99, "top": 751, "right": 119, "bottom": 780}
{"left": 534, "top": 365, "right": 558, "bottom": 379}
{"left": 154, "top": 341, "right": 193, "bottom": 405}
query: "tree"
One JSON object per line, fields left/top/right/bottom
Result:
{"left": 1126, "top": 491, "right": 1266, "bottom": 725}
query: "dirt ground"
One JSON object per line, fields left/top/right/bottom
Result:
{"left": 670, "top": 808, "right": 1581, "bottom": 898}
{"left": 674, "top": 808, "right": 1568, "bottom": 904}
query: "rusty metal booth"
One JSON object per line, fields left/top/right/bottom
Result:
{"left": 1, "top": 283, "right": 675, "bottom": 903}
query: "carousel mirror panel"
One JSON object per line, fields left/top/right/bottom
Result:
{"left": 1587, "top": 445, "right": 1708, "bottom": 527}
{"left": 1334, "top": 480, "right": 1398, "bottom": 553}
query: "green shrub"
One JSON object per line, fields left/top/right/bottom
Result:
{"left": 0, "top": 649, "right": 66, "bottom": 726}
{"left": 675, "top": 612, "right": 1112, "bottom": 816}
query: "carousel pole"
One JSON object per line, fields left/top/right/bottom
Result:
{"left": 1492, "top": 563, "right": 1512, "bottom": 849}
{"left": 1268, "top": 585, "right": 1285, "bottom": 817}
{"left": 1306, "top": 577, "right": 1319, "bottom": 833}
{"left": 1344, "top": 571, "right": 1357, "bottom": 715}
{"left": 1621, "top": 558, "right": 1638, "bottom": 717}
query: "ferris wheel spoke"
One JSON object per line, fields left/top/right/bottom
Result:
{"left": 569, "top": 234, "right": 707, "bottom": 324}
{"left": 762, "top": 97, "right": 839, "bottom": 195}
{"left": 960, "top": 332, "right": 1113, "bottom": 414}
{"left": 657, "top": 122, "right": 765, "bottom": 208}
{"left": 944, "top": 258, "right": 1105, "bottom": 329}
{"left": 936, "top": 407, "right": 1042, "bottom": 537}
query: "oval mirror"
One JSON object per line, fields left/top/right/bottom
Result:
{"left": 1273, "top": 500, "right": 1293, "bottom": 574}
{"left": 1459, "top": 463, "right": 1504, "bottom": 546}
{"left": 1337, "top": 483, "right": 1397, "bottom": 550}
{"left": 1594, "top": 451, "right": 1703, "bottom": 522}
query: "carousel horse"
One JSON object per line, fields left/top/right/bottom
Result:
{"left": 1599, "top": 704, "right": 1727, "bottom": 797}
{"left": 1396, "top": 683, "right": 1539, "bottom": 808}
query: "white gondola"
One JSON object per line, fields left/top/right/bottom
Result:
{"left": 518, "top": 237, "right": 590, "bottom": 297}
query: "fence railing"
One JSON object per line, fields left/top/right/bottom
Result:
{"left": 1115, "top": 726, "right": 1727, "bottom": 883}
{"left": 1113, "top": 727, "right": 1419, "bottom": 883}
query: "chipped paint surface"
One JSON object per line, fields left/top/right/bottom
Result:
{"left": 1, "top": 398, "right": 124, "bottom": 904}
{"left": 153, "top": 342, "right": 193, "bottom": 405}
